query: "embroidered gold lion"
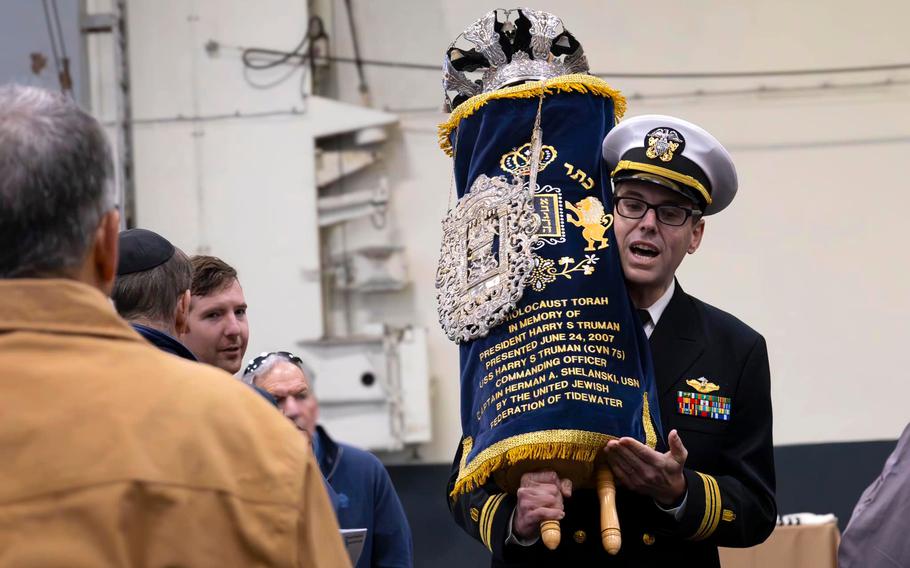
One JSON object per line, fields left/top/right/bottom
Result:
{"left": 565, "top": 196, "right": 614, "bottom": 251}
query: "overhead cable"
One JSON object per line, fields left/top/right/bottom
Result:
{"left": 217, "top": 41, "right": 910, "bottom": 79}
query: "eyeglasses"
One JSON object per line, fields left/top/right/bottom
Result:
{"left": 614, "top": 196, "right": 701, "bottom": 227}
{"left": 243, "top": 350, "right": 303, "bottom": 376}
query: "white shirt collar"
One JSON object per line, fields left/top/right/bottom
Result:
{"left": 639, "top": 280, "right": 675, "bottom": 338}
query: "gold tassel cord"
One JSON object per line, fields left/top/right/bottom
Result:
{"left": 438, "top": 74, "right": 628, "bottom": 156}
{"left": 643, "top": 393, "right": 658, "bottom": 449}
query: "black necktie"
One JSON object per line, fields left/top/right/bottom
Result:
{"left": 636, "top": 309, "right": 652, "bottom": 328}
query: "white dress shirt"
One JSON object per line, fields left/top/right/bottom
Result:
{"left": 638, "top": 279, "right": 675, "bottom": 338}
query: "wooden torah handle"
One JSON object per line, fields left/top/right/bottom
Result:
{"left": 540, "top": 520, "right": 561, "bottom": 550}
{"left": 597, "top": 465, "right": 621, "bottom": 555}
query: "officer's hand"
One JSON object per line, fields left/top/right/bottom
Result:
{"left": 513, "top": 470, "right": 573, "bottom": 541}
{"left": 603, "top": 429, "right": 688, "bottom": 507}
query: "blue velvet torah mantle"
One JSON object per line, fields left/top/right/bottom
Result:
{"left": 440, "top": 77, "right": 664, "bottom": 498}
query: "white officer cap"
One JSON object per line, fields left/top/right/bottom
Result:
{"left": 602, "top": 114, "right": 737, "bottom": 215}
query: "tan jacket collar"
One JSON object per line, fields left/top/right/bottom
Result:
{"left": 0, "top": 279, "right": 140, "bottom": 342}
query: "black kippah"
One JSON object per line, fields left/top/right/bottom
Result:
{"left": 117, "top": 228, "right": 175, "bottom": 276}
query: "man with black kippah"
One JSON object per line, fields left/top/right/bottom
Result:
{"left": 112, "top": 228, "right": 195, "bottom": 360}
{"left": 114, "top": 231, "right": 277, "bottom": 405}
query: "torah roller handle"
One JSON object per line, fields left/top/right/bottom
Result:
{"left": 498, "top": 459, "right": 621, "bottom": 554}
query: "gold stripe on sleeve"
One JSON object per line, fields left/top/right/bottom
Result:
{"left": 690, "top": 472, "right": 713, "bottom": 540}
{"left": 479, "top": 495, "right": 495, "bottom": 549}
{"left": 690, "top": 472, "right": 722, "bottom": 541}
{"left": 483, "top": 494, "right": 507, "bottom": 551}
{"left": 700, "top": 475, "right": 722, "bottom": 539}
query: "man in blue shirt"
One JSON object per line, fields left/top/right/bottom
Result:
{"left": 244, "top": 351, "right": 413, "bottom": 568}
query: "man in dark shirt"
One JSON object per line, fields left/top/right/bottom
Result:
{"left": 113, "top": 228, "right": 196, "bottom": 361}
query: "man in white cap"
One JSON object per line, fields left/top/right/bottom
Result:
{"left": 508, "top": 115, "right": 776, "bottom": 566}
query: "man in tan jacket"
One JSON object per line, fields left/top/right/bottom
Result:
{"left": 0, "top": 84, "right": 350, "bottom": 567}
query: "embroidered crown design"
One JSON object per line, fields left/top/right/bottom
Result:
{"left": 500, "top": 142, "right": 557, "bottom": 177}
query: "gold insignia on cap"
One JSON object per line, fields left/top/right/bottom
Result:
{"left": 645, "top": 128, "right": 683, "bottom": 162}
{"left": 470, "top": 507, "right": 480, "bottom": 522}
{"left": 501, "top": 142, "right": 557, "bottom": 177}
{"left": 642, "top": 533, "right": 656, "bottom": 545}
{"left": 686, "top": 377, "right": 720, "bottom": 394}
{"left": 573, "top": 530, "right": 587, "bottom": 543}
{"left": 722, "top": 509, "right": 736, "bottom": 522}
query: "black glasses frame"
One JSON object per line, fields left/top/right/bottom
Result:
{"left": 614, "top": 196, "right": 701, "bottom": 227}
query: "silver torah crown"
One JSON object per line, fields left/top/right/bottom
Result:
{"left": 442, "top": 8, "right": 590, "bottom": 112}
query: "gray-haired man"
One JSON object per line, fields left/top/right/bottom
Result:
{"left": 0, "top": 84, "right": 349, "bottom": 566}
{"left": 244, "top": 351, "right": 414, "bottom": 568}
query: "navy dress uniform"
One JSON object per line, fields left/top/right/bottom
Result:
{"left": 447, "top": 115, "right": 776, "bottom": 567}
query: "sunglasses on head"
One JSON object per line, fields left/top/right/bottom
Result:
{"left": 243, "top": 350, "right": 303, "bottom": 376}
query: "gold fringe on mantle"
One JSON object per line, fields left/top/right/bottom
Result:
{"left": 451, "top": 429, "right": 616, "bottom": 498}
{"left": 438, "top": 74, "right": 627, "bottom": 157}
{"left": 451, "top": 395, "right": 660, "bottom": 499}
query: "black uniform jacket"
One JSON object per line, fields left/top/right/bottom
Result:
{"left": 447, "top": 283, "right": 777, "bottom": 567}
